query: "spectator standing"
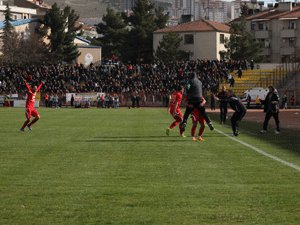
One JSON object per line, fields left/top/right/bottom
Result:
{"left": 54, "top": 94, "right": 59, "bottom": 108}
{"left": 45, "top": 93, "right": 49, "bottom": 107}
{"left": 290, "top": 95, "right": 295, "bottom": 106}
{"left": 71, "top": 94, "right": 74, "bottom": 107}
{"left": 131, "top": 92, "right": 136, "bottom": 108}
{"left": 255, "top": 95, "right": 260, "bottom": 108}
{"left": 246, "top": 94, "right": 251, "bottom": 108}
{"left": 101, "top": 94, "right": 105, "bottom": 108}
{"left": 260, "top": 86, "right": 280, "bottom": 134}
{"left": 282, "top": 93, "right": 288, "bottom": 109}
{"left": 113, "top": 94, "right": 119, "bottom": 108}
{"left": 49, "top": 94, "right": 54, "bottom": 108}
{"left": 135, "top": 91, "right": 140, "bottom": 108}
{"left": 216, "top": 85, "right": 228, "bottom": 124}
{"left": 210, "top": 92, "right": 216, "bottom": 111}
{"left": 4, "top": 94, "right": 10, "bottom": 107}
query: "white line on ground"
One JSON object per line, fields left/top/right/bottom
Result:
{"left": 215, "top": 128, "right": 300, "bottom": 172}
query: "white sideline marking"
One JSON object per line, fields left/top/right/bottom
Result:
{"left": 215, "top": 128, "right": 300, "bottom": 172}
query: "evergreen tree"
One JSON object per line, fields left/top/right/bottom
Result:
{"left": 43, "top": 3, "right": 80, "bottom": 63}
{"left": 155, "top": 32, "right": 188, "bottom": 63}
{"left": 154, "top": 6, "right": 169, "bottom": 29}
{"left": 222, "top": 20, "right": 263, "bottom": 62}
{"left": 125, "top": 0, "right": 168, "bottom": 63}
{"left": 62, "top": 6, "right": 81, "bottom": 63}
{"left": 95, "top": 8, "right": 128, "bottom": 60}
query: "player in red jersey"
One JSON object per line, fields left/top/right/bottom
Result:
{"left": 191, "top": 97, "right": 206, "bottom": 141}
{"left": 166, "top": 85, "right": 185, "bottom": 137}
{"left": 20, "top": 77, "right": 44, "bottom": 131}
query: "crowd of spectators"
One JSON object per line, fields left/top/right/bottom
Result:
{"left": 0, "top": 60, "right": 249, "bottom": 105}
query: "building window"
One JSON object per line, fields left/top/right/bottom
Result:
{"left": 258, "top": 23, "right": 264, "bottom": 30}
{"left": 288, "top": 20, "right": 296, "bottom": 29}
{"left": 288, "top": 38, "right": 296, "bottom": 47}
{"left": 220, "top": 34, "right": 225, "bottom": 44}
{"left": 184, "top": 34, "right": 194, "bottom": 44}
{"left": 251, "top": 23, "right": 256, "bottom": 31}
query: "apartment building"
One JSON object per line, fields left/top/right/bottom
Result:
{"left": 153, "top": 19, "right": 230, "bottom": 60}
{"left": 244, "top": 2, "right": 300, "bottom": 63}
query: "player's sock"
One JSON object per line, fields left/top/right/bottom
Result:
{"left": 21, "top": 121, "right": 29, "bottom": 130}
{"left": 28, "top": 118, "right": 39, "bottom": 128}
{"left": 191, "top": 126, "right": 196, "bottom": 137}
{"left": 169, "top": 121, "right": 178, "bottom": 129}
{"left": 198, "top": 125, "right": 205, "bottom": 137}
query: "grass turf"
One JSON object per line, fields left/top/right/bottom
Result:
{"left": 0, "top": 107, "right": 299, "bottom": 225}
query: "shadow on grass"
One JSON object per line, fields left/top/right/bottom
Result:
{"left": 76, "top": 133, "right": 226, "bottom": 143}
{"left": 210, "top": 114, "right": 300, "bottom": 155}
{"left": 92, "top": 134, "right": 224, "bottom": 139}
{"left": 76, "top": 139, "right": 187, "bottom": 143}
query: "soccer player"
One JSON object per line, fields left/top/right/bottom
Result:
{"left": 191, "top": 97, "right": 206, "bottom": 141}
{"left": 180, "top": 72, "right": 214, "bottom": 133}
{"left": 20, "top": 77, "right": 44, "bottom": 131}
{"left": 166, "top": 85, "right": 185, "bottom": 137}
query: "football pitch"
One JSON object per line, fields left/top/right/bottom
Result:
{"left": 0, "top": 107, "right": 299, "bottom": 225}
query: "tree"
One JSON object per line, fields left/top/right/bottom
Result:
{"left": 18, "top": 28, "right": 50, "bottom": 65}
{"left": 125, "top": 0, "right": 169, "bottom": 63}
{"left": 155, "top": 32, "right": 188, "bottom": 63}
{"left": 62, "top": 6, "right": 81, "bottom": 63}
{"left": 0, "top": 4, "right": 22, "bottom": 64}
{"left": 43, "top": 3, "right": 81, "bottom": 63}
{"left": 95, "top": 8, "right": 128, "bottom": 60}
{"left": 154, "top": 6, "right": 169, "bottom": 30}
{"left": 222, "top": 20, "right": 263, "bottom": 62}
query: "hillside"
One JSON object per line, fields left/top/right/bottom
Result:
{"left": 43, "top": 0, "right": 173, "bottom": 18}
{"left": 43, "top": 0, "right": 107, "bottom": 18}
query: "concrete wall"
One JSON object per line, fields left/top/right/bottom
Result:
{"left": 0, "top": 5, "right": 37, "bottom": 20}
{"left": 77, "top": 46, "right": 102, "bottom": 66}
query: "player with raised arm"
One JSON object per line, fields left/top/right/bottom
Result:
{"left": 166, "top": 85, "right": 185, "bottom": 137}
{"left": 20, "top": 76, "right": 44, "bottom": 131}
{"left": 191, "top": 96, "right": 206, "bottom": 141}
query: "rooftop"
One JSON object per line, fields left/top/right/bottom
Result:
{"left": 154, "top": 19, "right": 230, "bottom": 34}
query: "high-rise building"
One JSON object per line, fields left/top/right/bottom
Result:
{"left": 119, "top": 0, "right": 136, "bottom": 12}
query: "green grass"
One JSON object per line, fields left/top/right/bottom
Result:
{"left": 0, "top": 107, "right": 299, "bottom": 225}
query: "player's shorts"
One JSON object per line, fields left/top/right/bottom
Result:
{"left": 170, "top": 110, "right": 183, "bottom": 121}
{"left": 25, "top": 108, "right": 39, "bottom": 120}
{"left": 191, "top": 111, "right": 205, "bottom": 124}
